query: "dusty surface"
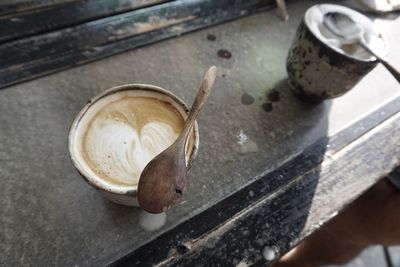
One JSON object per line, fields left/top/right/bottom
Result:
{"left": 0, "top": 0, "right": 399, "bottom": 266}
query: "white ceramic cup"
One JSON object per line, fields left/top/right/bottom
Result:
{"left": 68, "top": 84, "right": 199, "bottom": 206}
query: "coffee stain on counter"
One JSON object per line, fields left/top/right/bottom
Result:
{"left": 267, "top": 89, "right": 280, "bottom": 102}
{"left": 262, "top": 102, "right": 273, "bottom": 112}
{"left": 207, "top": 33, "right": 216, "bottom": 41}
{"left": 241, "top": 93, "right": 255, "bottom": 105}
{"left": 217, "top": 49, "right": 232, "bottom": 59}
{"left": 261, "top": 89, "right": 282, "bottom": 113}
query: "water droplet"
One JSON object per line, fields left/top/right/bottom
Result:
{"left": 234, "top": 130, "right": 259, "bottom": 154}
{"left": 262, "top": 246, "right": 276, "bottom": 261}
{"left": 139, "top": 210, "right": 167, "bottom": 231}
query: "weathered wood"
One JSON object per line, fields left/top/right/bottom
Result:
{"left": 111, "top": 97, "right": 400, "bottom": 266}
{"left": 0, "top": 0, "right": 77, "bottom": 16}
{"left": 163, "top": 103, "right": 400, "bottom": 266}
{"left": 0, "top": 0, "right": 274, "bottom": 89}
{"left": 0, "top": 0, "right": 169, "bottom": 43}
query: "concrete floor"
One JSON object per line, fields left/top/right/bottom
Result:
{"left": 326, "top": 246, "right": 400, "bottom": 267}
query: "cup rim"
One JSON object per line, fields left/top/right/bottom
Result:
{"left": 303, "top": 3, "right": 388, "bottom": 64}
{"left": 68, "top": 83, "right": 200, "bottom": 196}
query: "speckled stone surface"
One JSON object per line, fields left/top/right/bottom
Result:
{"left": 1, "top": 1, "right": 400, "bottom": 266}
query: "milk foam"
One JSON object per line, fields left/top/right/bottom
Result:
{"left": 72, "top": 89, "right": 193, "bottom": 187}
{"left": 305, "top": 4, "right": 387, "bottom": 60}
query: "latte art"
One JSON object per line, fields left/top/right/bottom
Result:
{"left": 69, "top": 85, "right": 199, "bottom": 206}
{"left": 75, "top": 91, "right": 193, "bottom": 186}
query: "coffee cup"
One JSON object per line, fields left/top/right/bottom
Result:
{"left": 286, "top": 4, "right": 388, "bottom": 103}
{"left": 68, "top": 84, "right": 199, "bottom": 206}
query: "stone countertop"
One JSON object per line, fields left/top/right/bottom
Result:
{"left": 1, "top": 1, "right": 400, "bottom": 266}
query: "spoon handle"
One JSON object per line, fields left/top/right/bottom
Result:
{"left": 181, "top": 66, "right": 217, "bottom": 139}
{"left": 360, "top": 41, "right": 400, "bottom": 84}
{"left": 379, "top": 60, "right": 400, "bottom": 84}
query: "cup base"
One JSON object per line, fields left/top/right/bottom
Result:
{"left": 288, "top": 80, "right": 324, "bottom": 105}
{"left": 101, "top": 190, "right": 139, "bottom": 206}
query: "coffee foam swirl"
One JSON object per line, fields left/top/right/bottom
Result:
{"left": 73, "top": 91, "right": 193, "bottom": 187}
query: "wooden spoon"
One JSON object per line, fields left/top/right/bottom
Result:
{"left": 137, "top": 66, "right": 217, "bottom": 213}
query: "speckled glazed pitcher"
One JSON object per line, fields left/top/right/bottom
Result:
{"left": 286, "top": 4, "right": 387, "bottom": 103}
